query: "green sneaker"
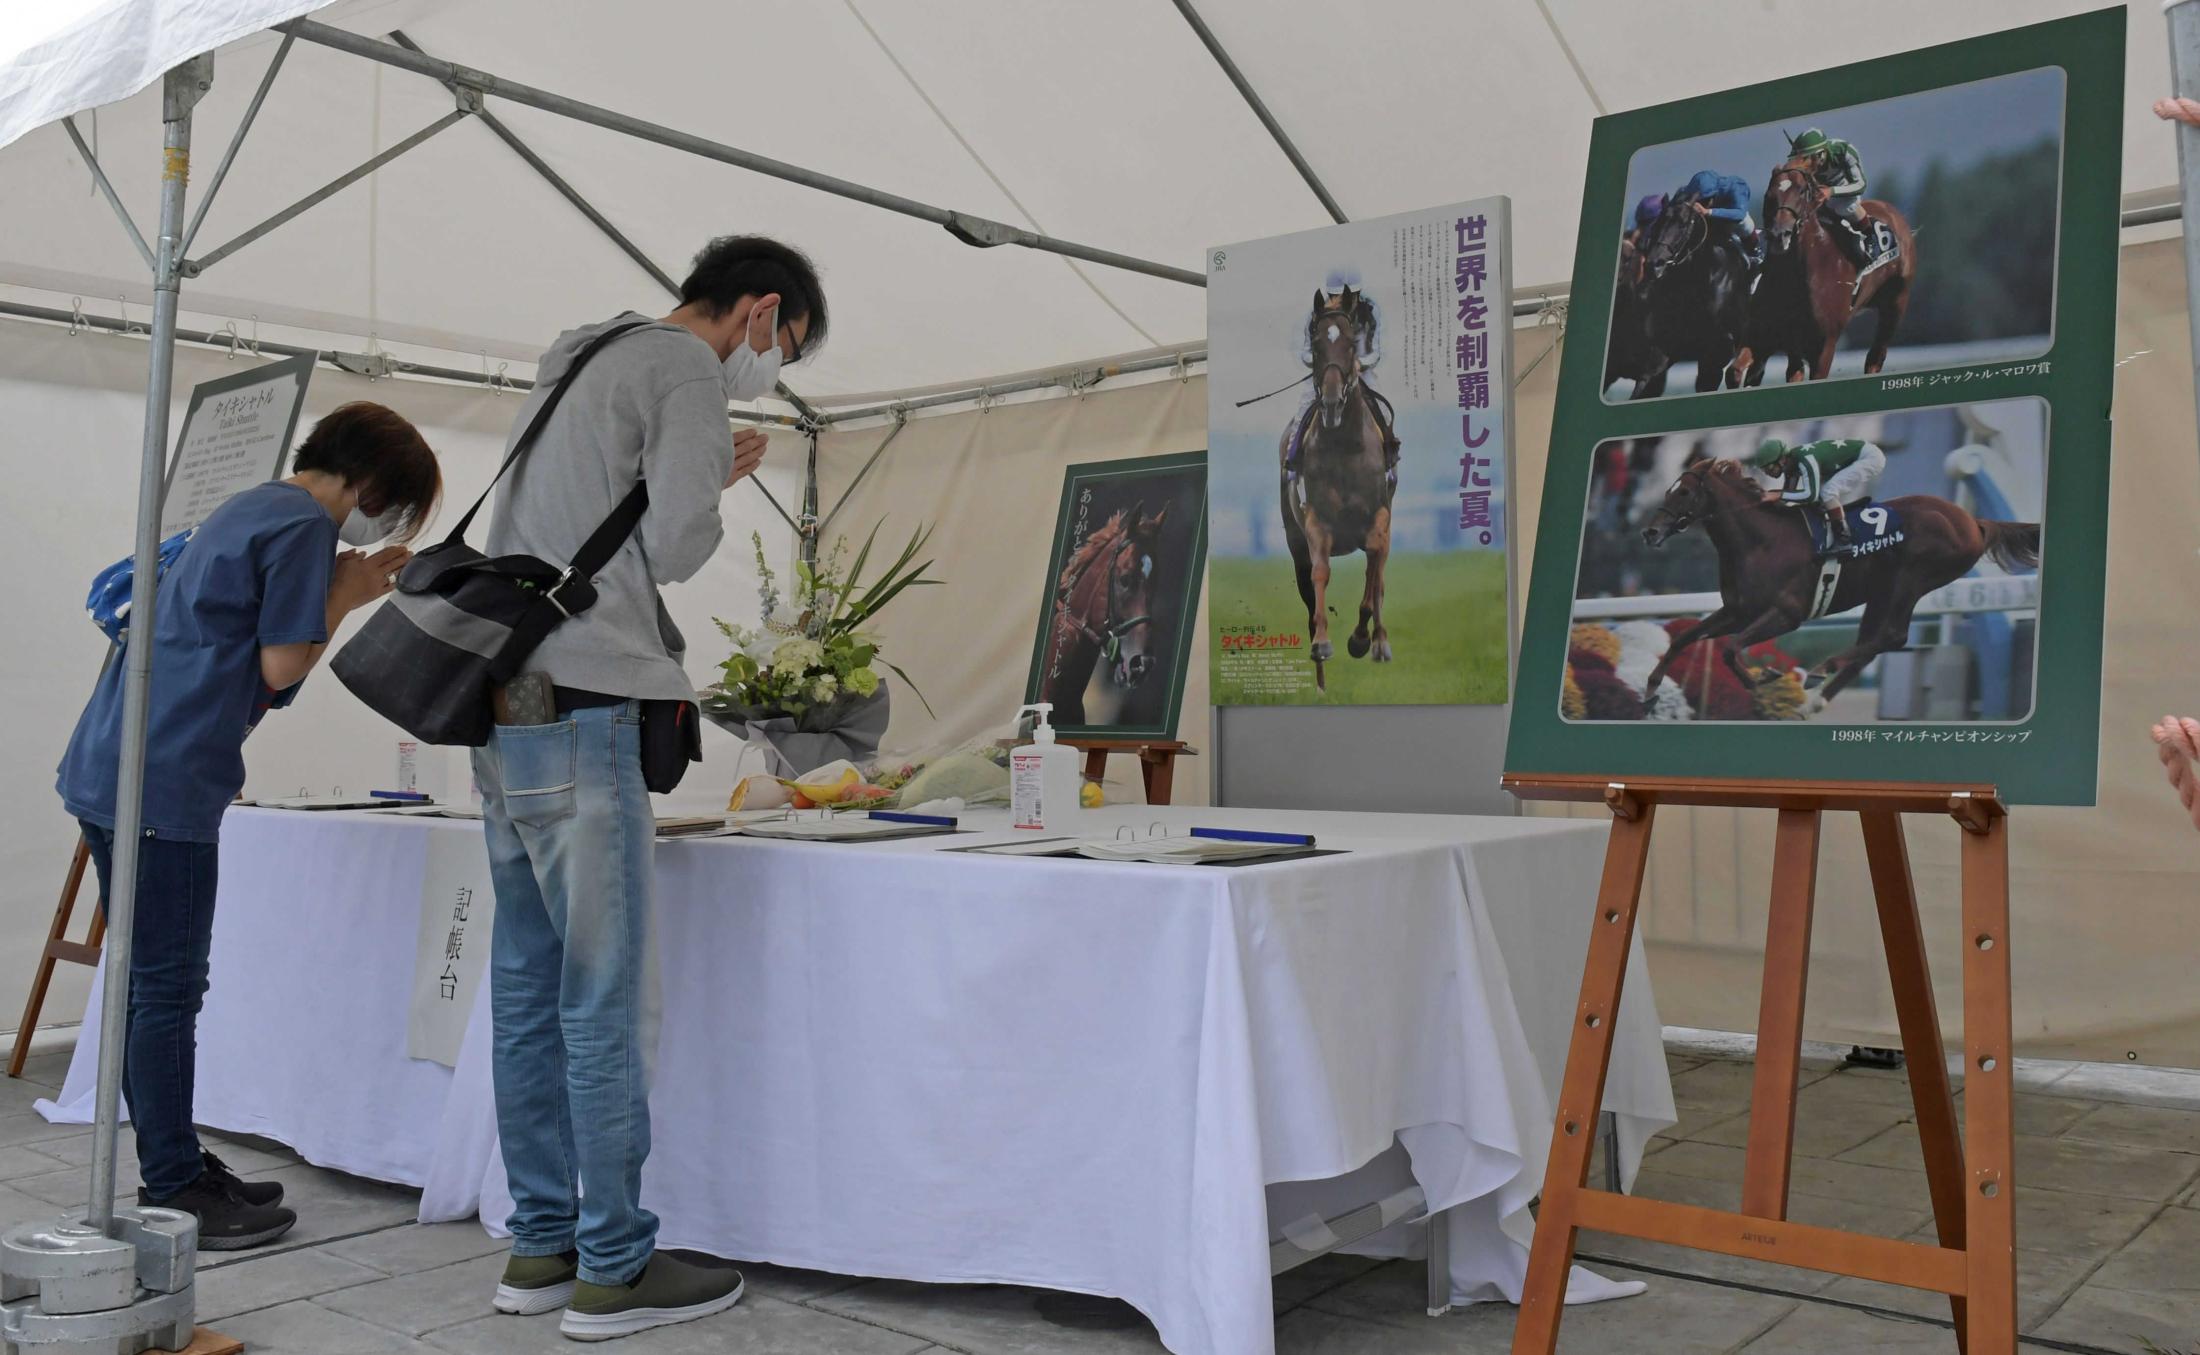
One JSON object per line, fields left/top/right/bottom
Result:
{"left": 558, "top": 1251, "right": 745, "bottom": 1342}
{"left": 494, "top": 1249, "right": 579, "bottom": 1316}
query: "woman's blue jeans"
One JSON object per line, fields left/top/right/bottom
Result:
{"left": 79, "top": 821, "right": 217, "bottom": 1199}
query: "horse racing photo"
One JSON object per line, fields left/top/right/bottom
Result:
{"left": 1022, "top": 452, "right": 1208, "bottom": 739}
{"left": 1564, "top": 398, "right": 2045, "bottom": 725}
{"left": 1206, "top": 198, "right": 1513, "bottom": 707}
{"left": 1605, "top": 66, "right": 2063, "bottom": 401}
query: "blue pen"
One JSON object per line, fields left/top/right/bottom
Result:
{"left": 371, "top": 790, "right": 431, "bottom": 802}
{"left": 1191, "top": 827, "right": 1315, "bottom": 847}
{"left": 869, "top": 810, "right": 957, "bottom": 828}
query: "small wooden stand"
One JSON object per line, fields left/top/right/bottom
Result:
{"left": 1063, "top": 739, "right": 1196, "bottom": 806}
{"left": 1503, "top": 774, "right": 2015, "bottom": 1355}
{"left": 163, "top": 1328, "right": 243, "bottom": 1355}
{"left": 8, "top": 834, "right": 104, "bottom": 1079}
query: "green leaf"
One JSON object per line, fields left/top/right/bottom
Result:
{"left": 881, "top": 660, "right": 935, "bottom": 718}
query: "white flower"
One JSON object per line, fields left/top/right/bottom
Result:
{"left": 773, "top": 637, "right": 825, "bottom": 672}
{"left": 808, "top": 674, "right": 839, "bottom": 704}
{"left": 740, "top": 629, "right": 777, "bottom": 664}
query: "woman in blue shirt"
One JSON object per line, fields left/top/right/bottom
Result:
{"left": 56, "top": 401, "right": 441, "bottom": 1249}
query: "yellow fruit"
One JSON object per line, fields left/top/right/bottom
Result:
{"left": 1080, "top": 780, "right": 1104, "bottom": 809}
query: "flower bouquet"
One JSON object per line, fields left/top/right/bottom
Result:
{"left": 702, "top": 523, "right": 937, "bottom": 779}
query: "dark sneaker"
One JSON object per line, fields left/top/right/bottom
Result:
{"left": 559, "top": 1252, "right": 744, "bottom": 1342}
{"left": 202, "top": 1150, "right": 284, "bottom": 1207}
{"left": 495, "top": 1249, "right": 580, "bottom": 1316}
{"left": 141, "top": 1169, "right": 295, "bottom": 1251}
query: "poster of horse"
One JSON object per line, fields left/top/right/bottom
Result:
{"left": 1021, "top": 452, "right": 1208, "bottom": 739}
{"left": 1566, "top": 399, "right": 2044, "bottom": 725}
{"left": 1506, "top": 8, "right": 2122, "bottom": 807}
{"left": 1205, "top": 198, "right": 1514, "bottom": 706}
{"left": 1606, "top": 65, "right": 2063, "bottom": 401}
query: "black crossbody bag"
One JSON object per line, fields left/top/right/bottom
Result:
{"left": 333, "top": 321, "right": 661, "bottom": 749}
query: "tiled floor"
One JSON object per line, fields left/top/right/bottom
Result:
{"left": 5, "top": 1039, "right": 2199, "bottom": 1354}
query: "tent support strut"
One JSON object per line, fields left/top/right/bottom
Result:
{"left": 1169, "top": 0, "right": 1347, "bottom": 225}
{"left": 275, "top": 18, "right": 1206, "bottom": 288}
{"left": 178, "top": 31, "right": 294, "bottom": 259}
{"left": 2168, "top": 1, "right": 2200, "bottom": 472}
{"left": 61, "top": 115, "right": 156, "bottom": 273}
{"left": 185, "top": 106, "right": 470, "bottom": 276}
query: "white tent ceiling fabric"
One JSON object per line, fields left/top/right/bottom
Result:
{"left": 0, "top": 0, "right": 2177, "bottom": 402}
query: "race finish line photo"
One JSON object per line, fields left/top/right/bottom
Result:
{"left": 1506, "top": 8, "right": 2124, "bottom": 1355}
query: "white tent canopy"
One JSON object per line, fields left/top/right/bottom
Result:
{"left": 0, "top": 0, "right": 2178, "bottom": 409}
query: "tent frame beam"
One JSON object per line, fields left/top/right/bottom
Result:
{"left": 1169, "top": 0, "right": 1347, "bottom": 225}
{"left": 60, "top": 116, "right": 156, "bottom": 273}
{"left": 275, "top": 18, "right": 1207, "bottom": 289}
{"left": 185, "top": 105, "right": 471, "bottom": 276}
{"left": 383, "top": 30, "right": 826, "bottom": 429}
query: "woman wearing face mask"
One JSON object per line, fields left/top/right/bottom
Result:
{"left": 54, "top": 400, "right": 441, "bottom": 1249}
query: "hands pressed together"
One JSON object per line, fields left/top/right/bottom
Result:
{"left": 728, "top": 427, "right": 769, "bottom": 489}
{"left": 331, "top": 544, "right": 413, "bottom": 615}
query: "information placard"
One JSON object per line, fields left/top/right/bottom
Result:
{"left": 160, "top": 353, "right": 313, "bottom": 537}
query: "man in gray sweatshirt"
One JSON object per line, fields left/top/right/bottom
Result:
{"left": 474, "top": 236, "right": 826, "bottom": 1342}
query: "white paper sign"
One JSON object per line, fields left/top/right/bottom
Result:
{"left": 160, "top": 353, "right": 314, "bottom": 537}
{"left": 406, "top": 829, "right": 496, "bottom": 1067}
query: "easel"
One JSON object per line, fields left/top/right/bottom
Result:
{"left": 1503, "top": 774, "right": 2015, "bottom": 1355}
{"left": 7, "top": 834, "right": 103, "bottom": 1079}
{"left": 1061, "top": 738, "right": 1196, "bottom": 806}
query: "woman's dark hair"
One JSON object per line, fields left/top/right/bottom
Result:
{"left": 291, "top": 402, "right": 442, "bottom": 543}
{"left": 680, "top": 234, "right": 829, "bottom": 359}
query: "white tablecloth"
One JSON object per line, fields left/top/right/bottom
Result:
{"left": 43, "top": 804, "right": 1674, "bottom": 1355}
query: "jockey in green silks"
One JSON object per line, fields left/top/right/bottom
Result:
{"left": 1788, "top": 128, "right": 1892, "bottom": 273}
{"left": 1749, "top": 436, "right": 1887, "bottom": 553}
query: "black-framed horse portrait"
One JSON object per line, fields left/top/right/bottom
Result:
{"left": 1022, "top": 452, "right": 1209, "bottom": 739}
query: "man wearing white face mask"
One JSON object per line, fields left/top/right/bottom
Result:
{"left": 473, "top": 235, "right": 825, "bottom": 1341}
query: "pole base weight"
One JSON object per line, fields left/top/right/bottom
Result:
{"left": 0, "top": 1208, "right": 199, "bottom": 1353}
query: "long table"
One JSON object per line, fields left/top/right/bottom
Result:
{"left": 41, "top": 804, "right": 1674, "bottom": 1355}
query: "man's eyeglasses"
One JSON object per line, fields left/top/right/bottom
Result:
{"left": 780, "top": 321, "right": 805, "bottom": 366}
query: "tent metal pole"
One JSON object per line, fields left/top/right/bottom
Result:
{"left": 276, "top": 18, "right": 1207, "bottom": 288}
{"left": 177, "top": 31, "right": 294, "bottom": 259}
{"left": 816, "top": 415, "right": 909, "bottom": 537}
{"left": 750, "top": 476, "right": 800, "bottom": 534}
{"left": 60, "top": 116, "right": 157, "bottom": 273}
{"left": 2169, "top": 0, "right": 2200, "bottom": 466}
{"left": 382, "top": 30, "right": 826, "bottom": 430}
{"left": 799, "top": 430, "right": 822, "bottom": 565}
{"left": 1169, "top": 0, "right": 1347, "bottom": 225}
{"left": 186, "top": 107, "right": 470, "bottom": 275}
{"left": 89, "top": 52, "right": 213, "bottom": 1232}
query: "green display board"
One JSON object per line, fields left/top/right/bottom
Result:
{"left": 1503, "top": 7, "right": 2124, "bottom": 806}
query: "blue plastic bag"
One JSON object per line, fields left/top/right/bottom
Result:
{"left": 86, "top": 529, "right": 193, "bottom": 644}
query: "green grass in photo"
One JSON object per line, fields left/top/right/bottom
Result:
{"left": 1210, "top": 550, "right": 1508, "bottom": 705}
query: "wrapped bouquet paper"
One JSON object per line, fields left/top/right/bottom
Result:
{"left": 702, "top": 524, "right": 936, "bottom": 779}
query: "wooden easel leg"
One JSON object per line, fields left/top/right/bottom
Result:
{"left": 1742, "top": 809, "right": 1822, "bottom": 1219}
{"left": 1862, "top": 811, "right": 1969, "bottom": 1346}
{"left": 1510, "top": 801, "right": 1656, "bottom": 1355}
{"left": 9, "top": 836, "right": 92, "bottom": 1079}
{"left": 1144, "top": 750, "right": 1175, "bottom": 805}
{"left": 1961, "top": 809, "right": 2017, "bottom": 1353}
{"left": 1082, "top": 748, "right": 1108, "bottom": 789}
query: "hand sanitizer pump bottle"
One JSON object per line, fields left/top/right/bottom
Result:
{"left": 1009, "top": 703, "right": 1082, "bottom": 831}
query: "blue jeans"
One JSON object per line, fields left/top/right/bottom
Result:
{"left": 474, "top": 703, "right": 659, "bottom": 1287}
{"left": 79, "top": 822, "right": 217, "bottom": 1199}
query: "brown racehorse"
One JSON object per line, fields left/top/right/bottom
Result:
{"left": 1732, "top": 155, "right": 1916, "bottom": 386}
{"left": 1281, "top": 287, "right": 1393, "bottom": 692}
{"left": 1040, "top": 502, "right": 1168, "bottom": 724}
{"left": 1635, "top": 458, "right": 2038, "bottom": 711}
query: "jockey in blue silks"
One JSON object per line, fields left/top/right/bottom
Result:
{"left": 1674, "top": 169, "right": 1763, "bottom": 271}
